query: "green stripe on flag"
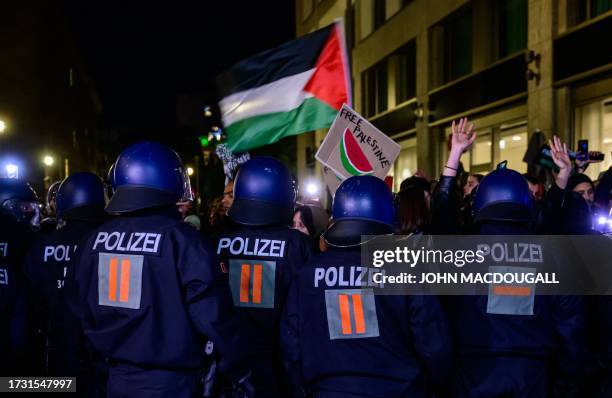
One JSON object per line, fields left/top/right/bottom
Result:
{"left": 225, "top": 97, "right": 338, "bottom": 152}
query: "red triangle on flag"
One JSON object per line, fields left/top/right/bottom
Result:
{"left": 303, "top": 25, "right": 349, "bottom": 111}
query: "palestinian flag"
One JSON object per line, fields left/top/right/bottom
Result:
{"left": 217, "top": 20, "right": 351, "bottom": 152}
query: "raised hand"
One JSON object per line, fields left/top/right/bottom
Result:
{"left": 444, "top": 117, "right": 477, "bottom": 177}
{"left": 549, "top": 135, "right": 571, "bottom": 173}
{"left": 451, "top": 117, "right": 477, "bottom": 154}
{"left": 549, "top": 135, "right": 571, "bottom": 189}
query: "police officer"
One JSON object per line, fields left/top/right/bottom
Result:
{"left": 214, "top": 156, "right": 313, "bottom": 397}
{"left": 444, "top": 168, "right": 585, "bottom": 396}
{"left": 281, "top": 175, "right": 452, "bottom": 397}
{"left": 25, "top": 172, "right": 108, "bottom": 395}
{"left": 0, "top": 178, "right": 40, "bottom": 375}
{"left": 73, "top": 142, "right": 250, "bottom": 398}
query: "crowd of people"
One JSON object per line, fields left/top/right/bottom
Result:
{"left": 1, "top": 117, "right": 611, "bottom": 398}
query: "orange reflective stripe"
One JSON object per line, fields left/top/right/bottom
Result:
{"left": 252, "top": 264, "right": 262, "bottom": 304}
{"left": 119, "top": 259, "right": 131, "bottom": 302}
{"left": 108, "top": 258, "right": 118, "bottom": 301}
{"left": 339, "top": 294, "right": 352, "bottom": 335}
{"left": 240, "top": 264, "right": 250, "bottom": 303}
{"left": 494, "top": 286, "right": 532, "bottom": 296}
{"left": 352, "top": 294, "right": 366, "bottom": 334}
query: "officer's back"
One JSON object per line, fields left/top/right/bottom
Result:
{"left": 79, "top": 209, "right": 209, "bottom": 366}
{"left": 74, "top": 142, "right": 248, "bottom": 398}
{"left": 282, "top": 176, "right": 451, "bottom": 398}
{"left": 214, "top": 157, "right": 313, "bottom": 397}
{"left": 447, "top": 166, "right": 585, "bottom": 398}
{"left": 0, "top": 179, "right": 40, "bottom": 375}
{"left": 25, "top": 173, "right": 108, "bottom": 393}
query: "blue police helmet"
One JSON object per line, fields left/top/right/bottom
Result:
{"left": 228, "top": 156, "right": 296, "bottom": 226}
{"left": 105, "top": 141, "right": 193, "bottom": 214}
{"left": 56, "top": 172, "right": 106, "bottom": 220}
{"left": 0, "top": 178, "right": 39, "bottom": 224}
{"left": 472, "top": 163, "right": 534, "bottom": 223}
{"left": 324, "top": 175, "right": 395, "bottom": 247}
{"left": 0, "top": 178, "right": 38, "bottom": 205}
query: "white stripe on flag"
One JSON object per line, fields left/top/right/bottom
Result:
{"left": 220, "top": 69, "right": 316, "bottom": 127}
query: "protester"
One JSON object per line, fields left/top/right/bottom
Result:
{"left": 523, "top": 173, "right": 545, "bottom": 202}
{"left": 292, "top": 203, "right": 329, "bottom": 251}
{"left": 463, "top": 173, "right": 483, "bottom": 198}
{"left": 177, "top": 198, "right": 203, "bottom": 231}
{"left": 568, "top": 173, "right": 595, "bottom": 205}
{"left": 396, "top": 181, "right": 430, "bottom": 235}
{"left": 221, "top": 179, "right": 234, "bottom": 216}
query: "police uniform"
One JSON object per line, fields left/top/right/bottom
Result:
{"left": 445, "top": 166, "right": 586, "bottom": 397}
{"left": 282, "top": 175, "right": 452, "bottom": 398}
{"left": 0, "top": 212, "right": 35, "bottom": 375}
{"left": 0, "top": 178, "right": 41, "bottom": 376}
{"left": 214, "top": 156, "right": 313, "bottom": 397}
{"left": 282, "top": 247, "right": 451, "bottom": 398}
{"left": 215, "top": 224, "right": 313, "bottom": 395}
{"left": 25, "top": 172, "right": 109, "bottom": 396}
{"left": 74, "top": 142, "right": 248, "bottom": 398}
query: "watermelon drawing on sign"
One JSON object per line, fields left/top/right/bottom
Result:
{"left": 339, "top": 128, "right": 374, "bottom": 176}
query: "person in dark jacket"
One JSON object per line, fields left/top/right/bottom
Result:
{"left": 0, "top": 178, "right": 40, "bottom": 375}
{"left": 436, "top": 125, "right": 586, "bottom": 397}
{"left": 282, "top": 175, "right": 452, "bottom": 397}
{"left": 26, "top": 172, "right": 109, "bottom": 396}
{"left": 72, "top": 142, "right": 251, "bottom": 398}
{"left": 214, "top": 157, "right": 313, "bottom": 397}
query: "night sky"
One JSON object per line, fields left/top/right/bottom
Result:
{"left": 63, "top": 1, "right": 295, "bottom": 138}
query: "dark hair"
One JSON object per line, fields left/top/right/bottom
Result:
{"left": 400, "top": 176, "right": 430, "bottom": 193}
{"left": 397, "top": 187, "right": 430, "bottom": 234}
{"left": 294, "top": 206, "right": 315, "bottom": 236}
{"left": 471, "top": 174, "right": 484, "bottom": 183}
{"left": 522, "top": 173, "right": 541, "bottom": 186}
{"left": 567, "top": 173, "right": 594, "bottom": 192}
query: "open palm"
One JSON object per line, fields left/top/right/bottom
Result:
{"left": 451, "top": 117, "right": 476, "bottom": 154}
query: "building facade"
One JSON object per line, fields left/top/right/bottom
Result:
{"left": 295, "top": 0, "right": 612, "bottom": 193}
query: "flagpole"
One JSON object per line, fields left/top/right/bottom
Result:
{"left": 334, "top": 18, "right": 352, "bottom": 108}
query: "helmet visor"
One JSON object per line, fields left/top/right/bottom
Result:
{"left": 180, "top": 168, "right": 194, "bottom": 202}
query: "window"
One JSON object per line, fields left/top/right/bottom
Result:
{"left": 360, "top": 0, "right": 411, "bottom": 39}
{"left": 471, "top": 133, "right": 493, "bottom": 172}
{"left": 574, "top": 0, "right": 612, "bottom": 24}
{"left": 593, "top": 0, "right": 612, "bottom": 17}
{"left": 444, "top": 9, "right": 473, "bottom": 83}
{"left": 374, "top": 0, "right": 386, "bottom": 29}
{"left": 385, "top": 0, "right": 403, "bottom": 19}
{"left": 574, "top": 98, "right": 612, "bottom": 180}
{"left": 498, "top": 128, "right": 528, "bottom": 172}
{"left": 362, "top": 60, "right": 388, "bottom": 117}
{"left": 395, "top": 41, "right": 417, "bottom": 104}
{"left": 497, "top": 0, "right": 527, "bottom": 58}
{"left": 391, "top": 137, "right": 417, "bottom": 191}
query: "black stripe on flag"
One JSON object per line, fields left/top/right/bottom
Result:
{"left": 217, "top": 23, "right": 334, "bottom": 98}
